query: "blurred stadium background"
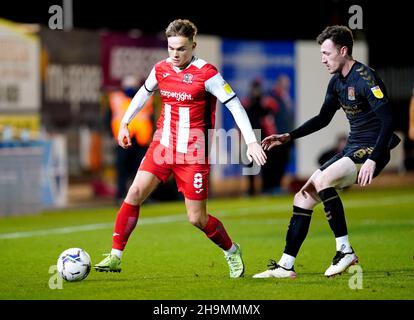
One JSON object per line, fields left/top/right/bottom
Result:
{"left": 0, "top": 0, "right": 413, "bottom": 213}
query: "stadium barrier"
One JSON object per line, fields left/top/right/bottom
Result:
{"left": 0, "top": 143, "right": 43, "bottom": 216}
{"left": 0, "top": 136, "right": 67, "bottom": 215}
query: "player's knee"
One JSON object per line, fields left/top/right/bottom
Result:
{"left": 188, "top": 216, "right": 203, "bottom": 228}
{"left": 126, "top": 184, "right": 145, "bottom": 205}
{"left": 293, "top": 192, "right": 305, "bottom": 206}
{"left": 187, "top": 211, "right": 207, "bottom": 229}
{"left": 293, "top": 191, "right": 318, "bottom": 209}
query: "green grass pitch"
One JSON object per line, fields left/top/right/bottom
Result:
{"left": 1, "top": 187, "right": 413, "bottom": 300}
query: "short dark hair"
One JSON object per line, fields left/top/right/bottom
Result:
{"left": 165, "top": 19, "right": 198, "bottom": 42}
{"left": 316, "top": 25, "right": 354, "bottom": 56}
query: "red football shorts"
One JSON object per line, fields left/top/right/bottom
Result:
{"left": 138, "top": 140, "right": 210, "bottom": 200}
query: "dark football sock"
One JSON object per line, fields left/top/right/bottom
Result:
{"left": 318, "top": 187, "right": 348, "bottom": 237}
{"left": 284, "top": 206, "right": 313, "bottom": 257}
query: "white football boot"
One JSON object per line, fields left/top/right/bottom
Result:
{"left": 324, "top": 248, "right": 358, "bottom": 277}
{"left": 253, "top": 260, "right": 297, "bottom": 278}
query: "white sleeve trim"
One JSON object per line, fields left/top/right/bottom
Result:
{"left": 121, "top": 68, "right": 158, "bottom": 124}
{"left": 225, "top": 97, "right": 257, "bottom": 145}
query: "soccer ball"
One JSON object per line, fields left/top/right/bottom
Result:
{"left": 57, "top": 248, "right": 91, "bottom": 282}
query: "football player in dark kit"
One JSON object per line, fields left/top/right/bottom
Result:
{"left": 254, "top": 25, "right": 400, "bottom": 278}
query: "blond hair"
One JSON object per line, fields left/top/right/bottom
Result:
{"left": 165, "top": 19, "right": 197, "bottom": 42}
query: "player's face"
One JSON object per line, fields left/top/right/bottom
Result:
{"left": 167, "top": 36, "right": 196, "bottom": 69}
{"left": 320, "top": 39, "right": 346, "bottom": 74}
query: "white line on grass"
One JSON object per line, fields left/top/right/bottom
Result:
{"left": 0, "top": 216, "right": 185, "bottom": 240}
{"left": 0, "top": 194, "right": 413, "bottom": 240}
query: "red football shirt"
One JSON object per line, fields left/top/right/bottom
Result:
{"left": 154, "top": 57, "right": 219, "bottom": 154}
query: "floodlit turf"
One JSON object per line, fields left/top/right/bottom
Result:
{"left": 0, "top": 187, "right": 413, "bottom": 300}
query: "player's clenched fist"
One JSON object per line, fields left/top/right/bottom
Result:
{"left": 118, "top": 122, "right": 132, "bottom": 149}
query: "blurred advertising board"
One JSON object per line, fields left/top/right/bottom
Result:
{"left": 101, "top": 31, "right": 166, "bottom": 89}
{"left": 0, "top": 18, "right": 40, "bottom": 112}
{"left": 39, "top": 28, "right": 102, "bottom": 129}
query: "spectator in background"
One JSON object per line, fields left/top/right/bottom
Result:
{"left": 409, "top": 86, "right": 414, "bottom": 141}
{"left": 108, "top": 75, "right": 154, "bottom": 204}
{"left": 318, "top": 134, "right": 347, "bottom": 166}
{"left": 404, "top": 85, "right": 414, "bottom": 171}
{"left": 261, "top": 74, "right": 295, "bottom": 194}
{"left": 242, "top": 78, "right": 267, "bottom": 195}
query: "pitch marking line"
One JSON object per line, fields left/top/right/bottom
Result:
{"left": 0, "top": 195, "right": 413, "bottom": 240}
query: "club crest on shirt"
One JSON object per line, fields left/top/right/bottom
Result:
{"left": 183, "top": 73, "right": 193, "bottom": 84}
{"left": 371, "top": 85, "right": 384, "bottom": 99}
{"left": 347, "top": 87, "right": 355, "bottom": 101}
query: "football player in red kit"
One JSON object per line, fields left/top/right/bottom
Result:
{"left": 94, "top": 19, "right": 267, "bottom": 278}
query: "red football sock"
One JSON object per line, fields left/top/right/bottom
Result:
{"left": 112, "top": 202, "right": 140, "bottom": 251}
{"left": 202, "top": 214, "right": 233, "bottom": 250}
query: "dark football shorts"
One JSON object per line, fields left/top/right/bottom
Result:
{"left": 319, "top": 145, "right": 391, "bottom": 179}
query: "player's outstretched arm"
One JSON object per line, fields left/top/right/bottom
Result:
{"left": 225, "top": 98, "right": 267, "bottom": 165}
{"left": 279, "top": 78, "right": 338, "bottom": 145}
{"left": 261, "top": 133, "right": 291, "bottom": 151}
{"left": 120, "top": 67, "right": 158, "bottom": 148}
{"left": 205, "top": 72, "right": 267, "bottom": 166}
{"left": 408, "top": 95, "right": 414, "bottom": 141}
{"left": 261, "top": 102, "right": 336, "bottom": 152}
